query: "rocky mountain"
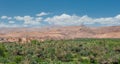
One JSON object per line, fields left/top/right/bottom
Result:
{"left": 0, "top": 26, "right": 120, "bottom": 43}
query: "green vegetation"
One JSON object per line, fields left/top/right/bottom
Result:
{"left": 0, "top": 38, "right": 120, "bottom": 64}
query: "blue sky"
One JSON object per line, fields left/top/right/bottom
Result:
{"left": 0, "top": 0, "right": 120, "bottom": 27}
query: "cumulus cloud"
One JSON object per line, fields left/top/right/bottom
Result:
{"left": 0, "top": 12, "right": 120, "bottom": 27}
{"left": 35, "top": 17, "right": 43, "bottom": 22}
{"left": 36, "top": 12, "right": 49, "bottom": 16}
{"left": 14, "top": 16, "right": 24, "bottom": 21}
{"left": 22, "top": 16, "right": 34, "bottom": 24}
{"left": 8, "top": 21, "right": 15, "bottom": 24}
{"left": 0, "top": 23, "right": 19, "bottom": 27}
{"left": 115, "top": 15, "right": 120, "bottom": 19}
{"left": 1, "top": 16, "right": 12, "bottom": 20}
{"left": 44, "top": 14, "right": 94, "bottom": 26}
{"left": 45, "top": 14, "right": 120, "bottom": 26}
{"left": 1, "top": 16, "right": 7, "bottom": 19}
{"left": 14, "top": 16, "right": 42, "bottom": 25}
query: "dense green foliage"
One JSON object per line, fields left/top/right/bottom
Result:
{"left": 0, "top": 38, "right": 120, "bottom": 64}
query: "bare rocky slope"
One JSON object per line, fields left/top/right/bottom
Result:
{"left": 0, "top": 26, "right": 120, "bottom": 43}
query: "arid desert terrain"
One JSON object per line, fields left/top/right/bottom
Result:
{"left": 0, "top": 26, "right": 120, "bottom": 43}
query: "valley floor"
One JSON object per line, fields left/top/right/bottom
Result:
{"left": 0, "top": 38, "right": 120, "bottom": 64}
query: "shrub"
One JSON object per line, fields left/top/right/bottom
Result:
{"left": 0, "top": 45, "right": 6, "bottom": 57}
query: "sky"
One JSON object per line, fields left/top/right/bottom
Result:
{"left": 0, "top": 0, "right": 120, "bottom": 27}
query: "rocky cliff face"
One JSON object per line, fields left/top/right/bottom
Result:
{"left": 0, "top": 26, "right": 120, "bottom": 43}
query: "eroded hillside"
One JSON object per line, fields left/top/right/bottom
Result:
{"left": 0, "top": 26, "right": 120, "bottom": 43}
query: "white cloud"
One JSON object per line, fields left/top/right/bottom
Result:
{"left": 0, "top": 23, "right": 19, "bottom": 27}
{"left": 23, "top": 16, "right": 34, "bottom": 24}
{"left": 115, "top": 15, "right": 120, "bottom": 20}
{"left": 0, "top": 13, "right": 120, "bottom": 27}
{"left": 35, "top": 17, "right": 43, "bottom": 22}
{"left": 36, "top": 12, "right": 49, "bottom": 16}
{"left": 45, "top": 14, "right": 93, "bottom": 26}
{"left": 1, "top": 16, "right": 12, "bottom": 20}
{"left": 45, "top": 14, "right": 120, "bottom": 26}
{"left": 1, "top": 16, "right": 8, "bottom": 19}
{"left": 8, "top": 17, "right": 12, "bottom": 20}
{"left": 14, "top": 16, "right": 24, "bottom": 21}
{"left": 8, "top": 21, "right": 15, "bottom": 24}
{"left": 14, "top": 16, "right": 42, "bottom": 25}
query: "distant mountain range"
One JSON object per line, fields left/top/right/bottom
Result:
{"left": 0, "top": 26, "right": 120, "bottom": 43}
